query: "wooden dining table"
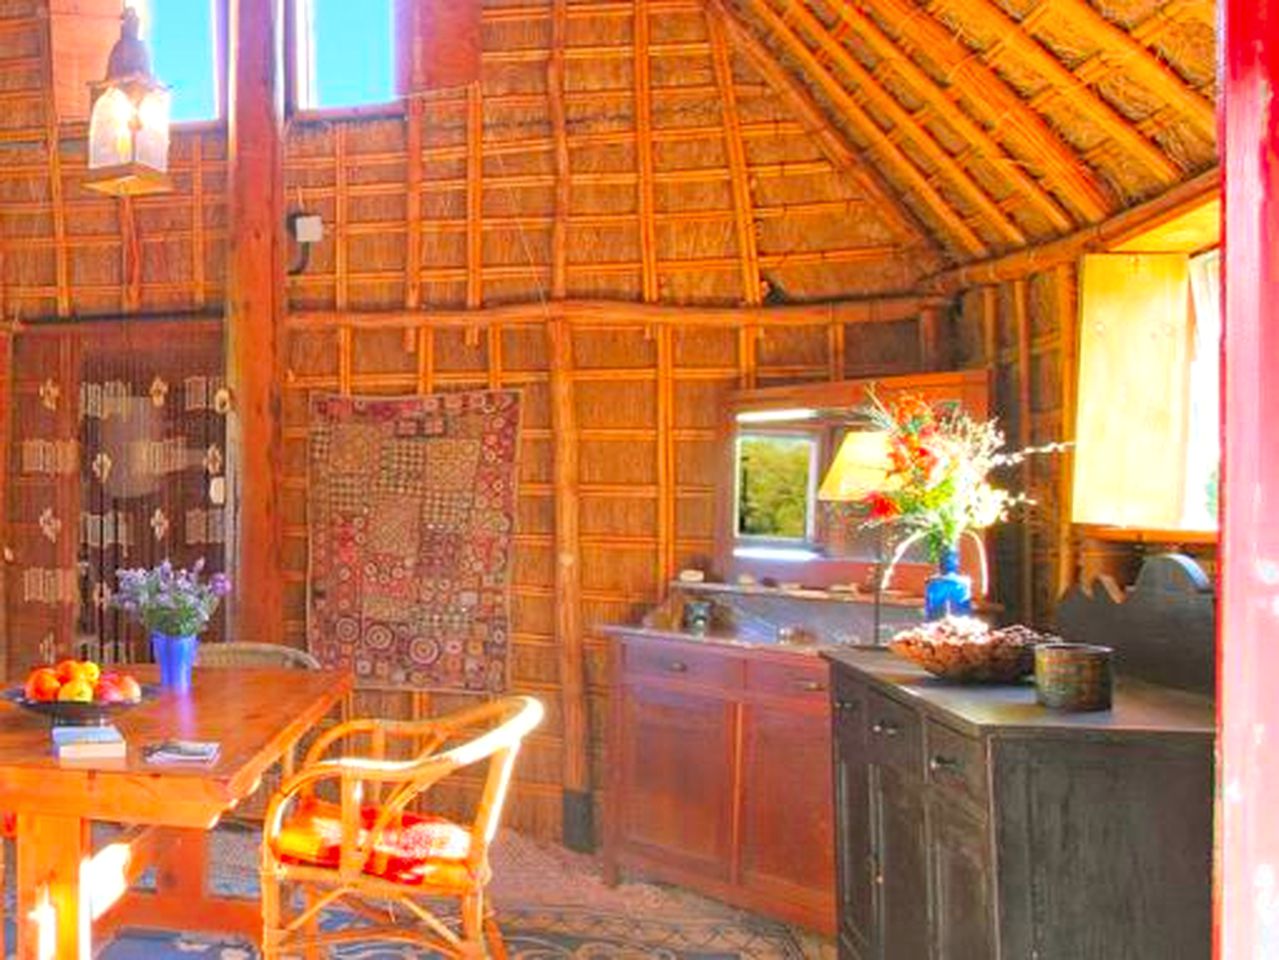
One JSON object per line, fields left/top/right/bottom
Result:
{"left": 0, "top": 665, "right": 353, "bottom": 960}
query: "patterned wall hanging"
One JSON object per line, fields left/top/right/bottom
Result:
{"left": 6, "top": 320, "right": 227, "bottom": 674}
{"left": 307, "top": 390, "right": 521, "bottom": 692}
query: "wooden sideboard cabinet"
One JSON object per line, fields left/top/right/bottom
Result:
{"left": 826, "top": 649, "right": 1214, "bottom": 960}
{"left": 604, "top": 629, "right": 836, "bottom": 933}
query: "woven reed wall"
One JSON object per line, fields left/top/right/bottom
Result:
{"left": 283, "top": 305, "right": 927, "bottom": 837}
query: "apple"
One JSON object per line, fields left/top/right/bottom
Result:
{"left": 95, "top": 677, "right": 126, "bottom": 704}
{"left": 117, "top": 675, "right": 143, "bottom": 703}
{"left": 24, "top": 668, "right": 60, "bottom": 703}
{"left": 56, "top": 678, "right": 94, "bottom": 703}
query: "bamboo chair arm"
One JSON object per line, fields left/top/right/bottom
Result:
{"left": 302, "top": 701, "right": 512, "bottom": 768}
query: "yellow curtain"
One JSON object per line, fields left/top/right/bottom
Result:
{"left": 1073, "top": 253, "right": 1193, "bottom": 529}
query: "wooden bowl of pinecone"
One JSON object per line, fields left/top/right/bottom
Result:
{"left": 888, "top": 617, "right": 1058, "bottom": 683}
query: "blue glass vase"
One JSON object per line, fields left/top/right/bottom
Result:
{"left": 151, "top": 632, "right": 199, "bottom": 693}
{"left": 924, "top": 546, "right": 973, "bottom": 620}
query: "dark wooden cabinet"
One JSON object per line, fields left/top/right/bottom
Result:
{"left": 605, "top": 631, "right": 835, "bottom": 933}
{"left": 827, "top": 649, "right": 1214, "bottom": 960}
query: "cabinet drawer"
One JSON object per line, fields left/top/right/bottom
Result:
{"left": 745, "top": 657, "right": 830, "bottom": 703}
{"left": 925, "top": 720, "right": 987, "bottom": 808}
{"left": 864, "top": 689, "right": 922, "bottom": 779}
{"left": 624, "top": 639, "right": 743, "bottom": 688}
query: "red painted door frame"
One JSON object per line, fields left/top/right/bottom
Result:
{"left": 1220, "top": 2, "right": 1279, "bottom": 956}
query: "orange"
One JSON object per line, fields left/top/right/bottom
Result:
{"left": 24, "top": 668, "right": 61, "bottom": 703}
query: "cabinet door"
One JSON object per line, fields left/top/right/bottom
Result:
{"left": 615, "top": 681, "right": 736, "bottom": 879}
{"left": 872, "top": 765, "right": 930, "bottom": 960}
{"left": 833, "top": 677, "right": 874, "bottom": 955}
{"left": 740, "top": 700, "right": 835, "bottom": 923}
{"left": 930, "top": 802, "right": 994, "bottom": 960}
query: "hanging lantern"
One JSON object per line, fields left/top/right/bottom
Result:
{"left": 85, "top": 6, "right": 172, "bottom": 196}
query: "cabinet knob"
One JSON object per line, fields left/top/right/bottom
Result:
{"left": 798, "top": 679, "right": 826, "bottom": 692}
{"left": 871, "top": 720, "right": 900, "bottom": 737}
{"left": 666, "top": 660, "right": 689, "bottom": 673}
{"left": 835, "top": 698, "right": 858, "bottom": 713}
{"left": 930, "top": 754, "right": 962, "bottom": 775}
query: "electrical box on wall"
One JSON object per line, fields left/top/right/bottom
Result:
{"left": 292, "top": 214, "right": 324, "bottom": 243}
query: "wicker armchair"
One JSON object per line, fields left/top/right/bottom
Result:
{"left": 260, "top": 696, "right": 544, "bottom": 959}
{"left": 196, "top": 641, "right": 322, "bottom": 670}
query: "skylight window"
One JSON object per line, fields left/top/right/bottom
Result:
{"left": 294, "top": 0, "right": 396, "bottom": 110}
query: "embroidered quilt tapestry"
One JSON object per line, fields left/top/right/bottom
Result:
{"left": 307, "top": 390, "right": 521, "bottom": 692}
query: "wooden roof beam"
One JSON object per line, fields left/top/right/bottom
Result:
{"left": 855, "top": 0, "right": 1112, "bottom": 223}
{"left": 776, "top": 0, "right": 1025, "bottom": 248}
{"left": 706, "top": 8, "right": 763, "bottom": 305}
{"left": 827, "top": 3, "right": 1074, "bottom": 234}
{"left": 1046, "top": 0, "right": 1216, "bottom": 142}
{"left": 705, "top": 0, "right": 941, "bottom": 257}
{"left": 729, "top": 0, "right": 988, "bottom": 257}
{"left": 926, "top": 0, "right": 1183, "bottom": 187}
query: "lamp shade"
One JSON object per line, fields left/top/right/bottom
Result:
{"left": 818, "top": 430, "right": 893, "bottom": 502}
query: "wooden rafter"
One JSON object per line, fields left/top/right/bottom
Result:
{"left": 548, "top": 0, "right": 571, "bottom": 299}
{"left": 740, "top": 0, "right": 989, "bottom": 256}
{"left": 466, "top": 82, "right": 484, "bottom": 308}
{"left": 829, "top": 5, "right": 1074, "bottom": 233}
{"left": 707, "top": 0, "right": 939, "bottom": 255}
{"left": 854, "top": 0, "right": 1112, "bottom": 225}
{"left": 706, "top": 8, "right": 763, "bottom": 305}
{"left": 926, "top": 0, "right": 1183, "bottom": 187}
{"left": 635, "top": 0, "right": 660, "bottom": 302}
{"left": 776, "top": 0, "right": 1026, "bottom": 248}
{"left": 1045, "top": 0, "right": 1215, "bottom": 142}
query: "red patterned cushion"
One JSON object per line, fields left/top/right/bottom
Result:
{"left": 274, "top": 799, "right": 473, "bottom": 886}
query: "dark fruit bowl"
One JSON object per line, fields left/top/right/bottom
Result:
{"left": 1, "top": 685, "right": 158, "bottom": 726}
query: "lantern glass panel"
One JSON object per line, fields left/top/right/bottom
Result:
{"left": 88, "top": 87, "right": 136, "bottom": 170}
{"left": 135, "top": 88, "right": 171, "bottom": 172}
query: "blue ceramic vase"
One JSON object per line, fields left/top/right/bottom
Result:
{"left": 924, "top": 546, "right": 973, "bottom": 620}
{"left": 151, "top": 632, "right": 199, "bottom": 693}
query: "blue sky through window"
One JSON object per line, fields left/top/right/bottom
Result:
{"left": 309, "top": 0, "right": 395, "bottom": 108}
{"left": 144, "top": 0, "right": 219, "bottom": 122}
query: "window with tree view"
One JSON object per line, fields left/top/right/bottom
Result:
{"left": 735, "top": 434, "right": 818, "bottom": 542}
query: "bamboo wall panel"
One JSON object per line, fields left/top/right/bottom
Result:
{"left": 279, "top": 302, "right": 929, "bottom": 838}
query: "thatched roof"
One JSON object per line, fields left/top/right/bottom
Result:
{"left": 0, "top": 0, "right": 1217, "bottom": 315}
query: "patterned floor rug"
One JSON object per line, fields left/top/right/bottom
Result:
{"left": 4, "top": 828, "right": 819, "bottom": 959}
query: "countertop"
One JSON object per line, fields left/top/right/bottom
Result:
{"left": 823, "top": 647, "right": 1215, "bottom": 738}
{"left": 598, "top": 623, "right": 842, "bottom": 655}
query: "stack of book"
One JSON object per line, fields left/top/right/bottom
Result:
{"left": 52, "top": 725, "right": 126, "bottom": 761}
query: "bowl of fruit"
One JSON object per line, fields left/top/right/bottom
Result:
{"left": 888, "top": 617, "right": 1059, "bottom": 684}
{"left": 2, "top": 660, "right": 152, "bottom": 726}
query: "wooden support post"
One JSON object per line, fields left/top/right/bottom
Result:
{"left": 0, "top": 328, "right": 10, "bottom": 680}
{"left": 119, "top": 197, "right": 141, "bottom": 314}
{"left": 1012, "top": 279, "right": 1033, "bottom": 623}
{"left": 1054, "top": 264, "right": 1079, "bottom": 600}
{"left": 982, "top": 286, "right": 999, "bottom": 367}
{"left": 226, "top": 0, "right": 286, "bottom": 647}
{"left": 918, "top": 306, "right": 942, "bottom": 371}
{"left": 335, "top": 126, "right": 349, "bottom": 312}
{"left": 1219, "top": 1, "right": 1279, "bottom": 954}
{"left": 547, "top": 319, "right": 591, "bottom": 850}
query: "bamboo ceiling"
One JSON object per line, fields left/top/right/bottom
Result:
{"left": 0, "top": 0, "right": 1217, "bottom": 317}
